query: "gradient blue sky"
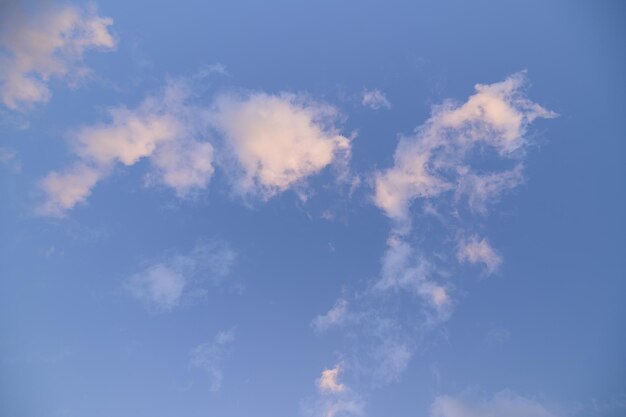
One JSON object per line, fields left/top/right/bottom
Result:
{"left": 1, "top": 1, "right": 625, "bottom": 417}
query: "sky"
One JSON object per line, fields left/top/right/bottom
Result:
{"left": 0, "top": 1, "right": 625, "bottom": 417}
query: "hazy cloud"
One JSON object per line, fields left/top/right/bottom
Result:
{"left": 125, "top": 242, "right": 236, "bottom": 311}
{"left": 457, "top": 236, "right": 502, "bottom": 275}
{"left": 361, "top": 89, "right": 391, "bottom": 110}
{"left": 431, "top": 390, "right": 560, "bottom": 417}
{"left": 0, "top": 2, "right": 116, "bottom": 110}
{"left": 190, "top": 329, "right": 235, "bottom": 392}
{"left": 312, "top": 298, "right": 348, "bottom": 333}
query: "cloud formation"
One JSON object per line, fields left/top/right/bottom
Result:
{"left": 303, "top": 364, "right": 363, "bottom": 417}
{"left": 312, "top": 298, "right": 348, "bottom": 333}
{"left": 457, "top": 236, "right": 502, "bottom": 275}
{"left": 212, "top": 92, "right": 351, "bottom": 198}
{"left": 318, "top": 365, "right": 346, "bottom": 393}
{"left": 361, "top": 89, "right": 391, "bottom": 110}
{"left": 0, "top": 2, "right": 116, "bottom": 110}
{"left": 125, "top": 242, "right": 236, "bottom": 311}
{"left": 374, "top": 72, "right": 556, "bottom": 224}
{"left": 190, "top": 329, "right": 235, "bottom": 392}
{"left": 39, "top": 81, "right": 214, "bottom": 216}
{"left": 431, "top": 390, "right": 560, "bottom": 417}
{"left": 39, "top": 85, "right": 353, "bottom": 216}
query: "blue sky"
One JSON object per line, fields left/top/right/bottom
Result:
{"left": 0, "top": 1, "right": 624, "bottom": 417}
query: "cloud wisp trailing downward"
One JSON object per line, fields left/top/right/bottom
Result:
{"left": 190, "top": 329, "right": 235, "bottom": 392}
{"left": 125, "top": 242, "right": 236, "bottom": 311}
{"left": 308, "top": 73, "right": 556, "bottom": 405}
{"left": 0, "top": 2, "right": 116, "bottom": 110}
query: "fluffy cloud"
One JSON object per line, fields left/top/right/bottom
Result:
{"left": 312, "top": 298, "right": 348, "bottom": 332}
{"left": 374, "top": 72, "right": 556, "bottom": 224}
{"left": 39, "top": 86, "right": 353, "bottom": 216}
{"left": 125, "top": 242, "right": 236, "bottom": 311}
{"left": 361, "top": 89, "right": 391, "bottom": 110}
{"left": 457, "top": 236, "right": 502, "bottom": 275}
{"left": 190, "top": 329, "right": 235, "bottom": 392}
{"left": 39, "top": 81, "right": 214, "bottom": 216}
{"left": 0, "top": 3, "right": 116, "bottom": 110}
{"left": 212, "top": 92, "right": 351, "bottom": 198}
{"left": 430, "top": 390, "right": 560, "bottom": 417}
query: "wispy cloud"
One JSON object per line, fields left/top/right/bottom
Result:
{"left": 0, "top": 146, "right": 21, "bottom": 172}
{"left": 361, "top": 89, "right": 391, "bottom": 110}
{"left": 312, "top": 298, "right": 348, "bottom": 333}
{"left": 431, "top": 390, "right": 561, "bottom": 417}
{"left": 39, "top": 80, "right": 213, "bottom": 216}
{"left": 125, "top": 242, "right": 236, "bottom": 311}
{"left": 212, "top": 92, "right": 351, "bottom": 199}
{"left": 0, "top": 2, "right": 116, "bottom": 110}
{"left": 374, "top": 71, "right": 556, "bottom": 225}
{"left": 310, "top": 73, "right": 555, "bottom": 402}
{"left": 189, "top": 329, "right": 235, "bottom": 392}
{"left": 457, "top": 236, "right": 502, "bottom": 275}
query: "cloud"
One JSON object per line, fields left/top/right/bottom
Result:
{"left": 38, "top": 81, "right": 214, "bottom": 216}
{"left": 39, "top": 85, "right": 353, "bottom": 216}
{"left": 456, "top": 164, "right": 524, "bottom": 215}
{"left": 430, "top": 390, "right": 561, "bottom": 417}
{"left": 374, "top": 72, "right": 556, "bottom": 224}
{"left": 189, "top": 329, "right": 235, "bottom": 392}
{"left": 361, "top": 89, "right": 391, "bottom": 110}
{"left": 376, "top": 235, "right": 452, "bottom": 323}
{"left": 318, "top": 365, "right": 346, "bottom": 393}
{"left": 312, "top": 298, "right": 348, "bottom": 332}
{"left": 0, "top": 146, "right": 21, "bottom": 172}
{"left": 125, "top": 242, "right": 236, "bottom": 311}
{"left": 457, "top": 236, "right": 502, "bottom": 275}
{"left": 212, "top": 92, "right": 351, "bottom": 198}
{"left": 303, "top": 364, "right": 364, "bottom": 417}
{"left": 0, "top": 2, "right": 116, "bottom": 110}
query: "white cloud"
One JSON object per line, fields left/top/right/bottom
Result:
{"left": 303, "top": 364, "right": 364, "bottom": 417}
{"left": 38, "top": 81, "right": 214, "bottom": 216}
{"left": 374, "top": 72, "right": 556, "bottom": 224}
{"left": 125, "top": 242, "right": 236, "bottom": 311}
{"left": 318, "top": 364, "right": 346, "bottom": 393}
{"left": 0, "top": 3, "right": 116, "bottom": 110}
{"left": 312, "top": 299, "right": 348, "bottom": 333}
{"left": 212, "top": 92, "right": 351, "bottom": 198}
{"left": 430, "top": 390, "right": 561, "bottom": 417}
{"left": 361, "top": 89, "right": 391, "bottom": 110}
{"left": 457, "top": 236, "right": 502, "bottom": 275}
{"left": 190, "top": 329, "right": 235, "bottom": 392}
